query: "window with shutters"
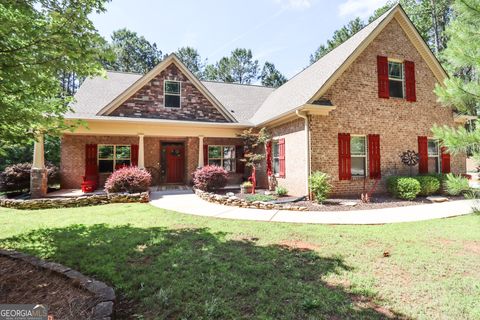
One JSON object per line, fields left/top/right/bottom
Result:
{"left": 351, "top": 136, "right": 367, "bottom": 177}
{"left": 98, "top": 145, "right": 131, "bottom": 173}
{"left": 208, "top": 145, "right": 236, "bottom": 172}
{"left": 164, "top": 80, "right": 181, "bottom": 108}
{"left": 427, "top": 139, "right": 440, "bottom": 173}
{"left": 388, "top": 60, "right": 404, "bottom": 98}
{"left": 272, "top": 140, "right": 280, "bottom": 175}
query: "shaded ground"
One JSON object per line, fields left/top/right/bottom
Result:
{"left": 0, "top": 256, "right": 97, "bottom": 320}
{"left": 0, "top": 203, "right": 479, "bottom": 319}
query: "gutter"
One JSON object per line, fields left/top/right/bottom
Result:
{"left": 296, "top": 110, "right": 311, "bottom": 198}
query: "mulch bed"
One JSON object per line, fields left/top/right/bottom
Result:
{"left": 221, "top": 189, "right": 465, "bottom": 211}
{"left": 0, "top": 256, "right": 99, "bottom": 320}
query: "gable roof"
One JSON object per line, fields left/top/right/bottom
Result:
{"left": 250, "top": 4, "right": 448, "bottom": 125}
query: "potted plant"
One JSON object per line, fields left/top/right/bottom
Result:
{"left": 240, "top": 181, "right": 253, "bottom": 194}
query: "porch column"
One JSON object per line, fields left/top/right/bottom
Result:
{"left": 138, "top": 134, "right": 145, "bottom": 169}
{"left": 30, "top": 134, "right": 47, "bottom": 198}
{"left": 198, "top": 135, "right": 204, "bottom": 168}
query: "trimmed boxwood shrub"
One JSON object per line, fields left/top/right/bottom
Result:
{"left": 387, "top": 176, "right": 421, "bottom": 200}
{"left": 414, "top": 175, "right": 441, "bottom": 196}
{"left": 104, "top": 166, "right": 151, "bottom": 193}
{"left": 193, "top": 165, "right": 228, "bottom": 191}
{"left": 0, "top": 162, "right": 60, "bottom": 193}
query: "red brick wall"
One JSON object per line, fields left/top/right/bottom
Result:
{"left": 309, "top": 19, "right": 466, "bottom": 196}
{"left": 110, "top": 63, "right": 229, "bottom": 122}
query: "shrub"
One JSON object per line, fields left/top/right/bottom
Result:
{"left": 241, "top": 181, "right": 252, "bottom": 187}
{"left": 0, "top": 162, "right": 60, "bottom": 193}
{"left": 245, "top": 194, "right": 277, "bottom": 202}
{"left": 104, "top": 166, "right": 151, "bottom": 193}
{"left": 192, "top": 165, "right": 228, "bottom": 191}
{"left": 444, "top": 173, "right": 470, "bottom": 196}
{"left": 415, "top": 175, "right": 441, "bottom": 196}
{"left": 387, "top": 176, "right": 421, "bottom": 200}
{"left": 275, "top": 186, "right": 288, "bottom": 197}
{"left": 308, "top": 171, "right": 332, "bottom": 204}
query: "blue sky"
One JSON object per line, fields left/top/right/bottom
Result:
{"left": 91, "top": 0, "right": 388, "bottom": 79}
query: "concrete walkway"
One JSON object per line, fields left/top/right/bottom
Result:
{"left": 149, "top": 191, "right": 477, "bottom": 225}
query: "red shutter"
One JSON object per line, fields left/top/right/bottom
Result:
{"left": 278, "top": 138, "right": 285, "bottom": 178}
{"left": 418, "top": 136, "right": 428, "bottom": 174}
{"left": 85, "top": 144, "right": 98, "bottom": 176}
{"left": 235, "top": 145, "right": 245, "bottom": 173}
{"left": 203, "top": 145, "right": 208, "bottom": 166}
{"left": 377, "top": 56, "right": 389, "bottom": 99}
{"left": 441, "top": 146, "right": 451, "bottom": 173}
{"left": 405, "top": 60, "right": 416, "bottom": 102}
{"left": 131, "top": 144, "right": 139, "bottom": 167}
{"left": 338, "top": 133, "right": 351, "bottom": 180}
{"left": 368, "top": 134, "right": 381, "bottom": 179}
{"left": 266, "top": 140, "right": 272, "bottom": 176}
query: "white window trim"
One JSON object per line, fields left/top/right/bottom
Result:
{"left": 98, "top": 144, "right": 131, "bottom": 173}
{"left": 271, "top": 140, "right": 280, "bottom": 177}
{"left": 427, "top": 138, "right": 441, "bottom": 173}
{"left": 351, "top": 135, "right": 368, "bottom": 178}
{"left": 388, "top": 59, "right": 405, "bottom": 99}
{"left": 164, "top": 80, "right": 181, "bottom": 108}
{"left": 208, "top": 145, "right": 236, "bottom": 172}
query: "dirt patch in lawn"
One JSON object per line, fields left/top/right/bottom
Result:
{"left": 279, "top": 239, "right": 321, "bottom": 251}
{"left": 463, "top": 241, "right": 480, "bottom": 255}
{"left": 0, "top": 256, "right": 98, "bottom": 320}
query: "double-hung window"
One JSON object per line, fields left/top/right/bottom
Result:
{"left": 388, "top": 61, "right": 404, "bottom": 98}
{"left": 272, "top": 140, "right": 280, "bottom": 175}
{"left": 428, "top": 139, "right": 440, "bottom": 173}
{"left": 351, "top": 136, "right": 367, "bottom": 177}
{"left": 208, "top": 146, "right": 236, "bottom": 172}
{"left": 164, "top": 80, "right": 181, "bottom": 108}
{"left": 98, "top": 145, "right": 131, "bottom": 173}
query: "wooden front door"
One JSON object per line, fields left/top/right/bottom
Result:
{"left": 165, "top": 144, "right": 185, "bottom": 183}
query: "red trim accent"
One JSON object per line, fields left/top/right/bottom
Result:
{"left": 441, "top": 146, "right": 451, "bottom": 173}
{"left": 82, "top": 144, "right": 98, "bottom": 193}
{"left": 368, "top": 134, "right": 381, "bottom": 179}
{"left": 266, "top": 140, "right": 272, "bottom": 176}
{"left": 405, "top": 60, "right": 416, "bottom": 102}
{"left": 338, "top": 133, "right": 351, "bottom": 180}
{"left": 131, "top": 144, "right": 139, "bottom": 167}
{"left": 377, "top": 56, "right": 389, "bottom": 99}
{"left": 203, "top": 144, "right": 208, "bottom": 166}
{"left": 278, "top": 138, "right": 285, "bottom": 178}
{"left": 418, "top": 136, "right": 428, "bottom": 174}
{"left": 236, "top": 145, "right": 245, "bottom": 173}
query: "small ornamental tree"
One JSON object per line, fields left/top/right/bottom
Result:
{"left": 400, "top": 150, "right": 419, "bottom": 176}
{"left": 237, "top": 128, "right": 269, "bottom": 194}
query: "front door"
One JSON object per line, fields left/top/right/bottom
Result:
{"left": 164, "top": 143, "right": 185, "bottom": 183}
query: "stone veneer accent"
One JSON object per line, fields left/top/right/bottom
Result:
{"left": 30, "top": 168, "right": 47, "bottom": 198}
{"left": 0, "top": 249, "right": 116, "bottom": 320}
{"left": 110, "top": 64, "right": 229, "bottom": 122}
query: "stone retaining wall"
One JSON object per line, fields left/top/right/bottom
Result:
{"left": 0, "top": 249, "right": 115, "bottom": 320}
{"left": 0, "top": 192, "right": 149, "bottom": 210}
{"left": 195, "top": 189, "right": 307, "bottom": 211}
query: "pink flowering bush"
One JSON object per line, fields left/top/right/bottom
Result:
{"left": 104, "top": 166, "right": 151, "bottom": 193}
{"left": 193, "top": 165, "right": 228, "bottom": 191}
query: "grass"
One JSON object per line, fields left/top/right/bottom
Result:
{"left": 244, "top": 194, "right": 277, "bottom": 202}
{"left": 0, "top": 204, "right": 479, "bottom": 319}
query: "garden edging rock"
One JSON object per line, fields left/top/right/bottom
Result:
{"left": 195, "top": 189, "right": 308, "bottom": 211}
{"left": 0, "top": 249, "right": 116, "bottom": 320}
{"left": 0, "top": 192, "right": 149, "bottom": 210}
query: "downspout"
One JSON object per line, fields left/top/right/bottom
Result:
{"left": 296, "top": 110, "right": 311, "bottom": 198}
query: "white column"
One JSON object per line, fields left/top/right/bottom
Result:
{"left": 198, "top": 135, "right": 204, "bottom": 168}
{"left": 138, "top": 134, "right": 145, "bottom": 169}
{"left": 32, "top": 134, "right": 45, "bottom": 169}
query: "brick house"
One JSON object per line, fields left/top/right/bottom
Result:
{"left": 48, "top": 4, "right": 468, "bottom": 197}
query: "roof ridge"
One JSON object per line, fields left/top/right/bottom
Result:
{"left": 201, "top": 80, "right": 274, "bottom": 89}
{"left": 105, "top": 70, "right": 143, "bottom": 76}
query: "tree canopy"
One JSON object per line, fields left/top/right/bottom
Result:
{"left": 0, "top": 0, "right": 109, "bottom": 150}
{"left": 260, "top": 62, "right": 287, "bottom": 88}
{"left": 204, "top": 48, "right": 260, "bottom": 84}
{"left": 102, "top": 28, "right": 163, "bottom": 74}
{"left": 175, "top": 46, "right": 205, "bottom": 79}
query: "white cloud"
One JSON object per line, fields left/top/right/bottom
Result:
{"left": 274, "top": 0, "right": 312, "bottom": 10}
{"left": 338, "top": 0, "right": 387, "bottom": 19}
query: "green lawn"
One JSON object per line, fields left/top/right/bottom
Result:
{"left": 0, "top": 204, "right": 479, "bottom": 319}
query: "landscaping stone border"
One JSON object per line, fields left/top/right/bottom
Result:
{"left": 0, "top": 192, "right": 149, "bottom": 210}
{"left": 0, "top": 249, "right": 116, "bottom": 320}
{"left": 195, "top": 189, "right": 308, "bottom": 211}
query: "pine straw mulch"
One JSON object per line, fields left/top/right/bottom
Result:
{"left": 0, "top": 256, "right": 99, "bottom": 320}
